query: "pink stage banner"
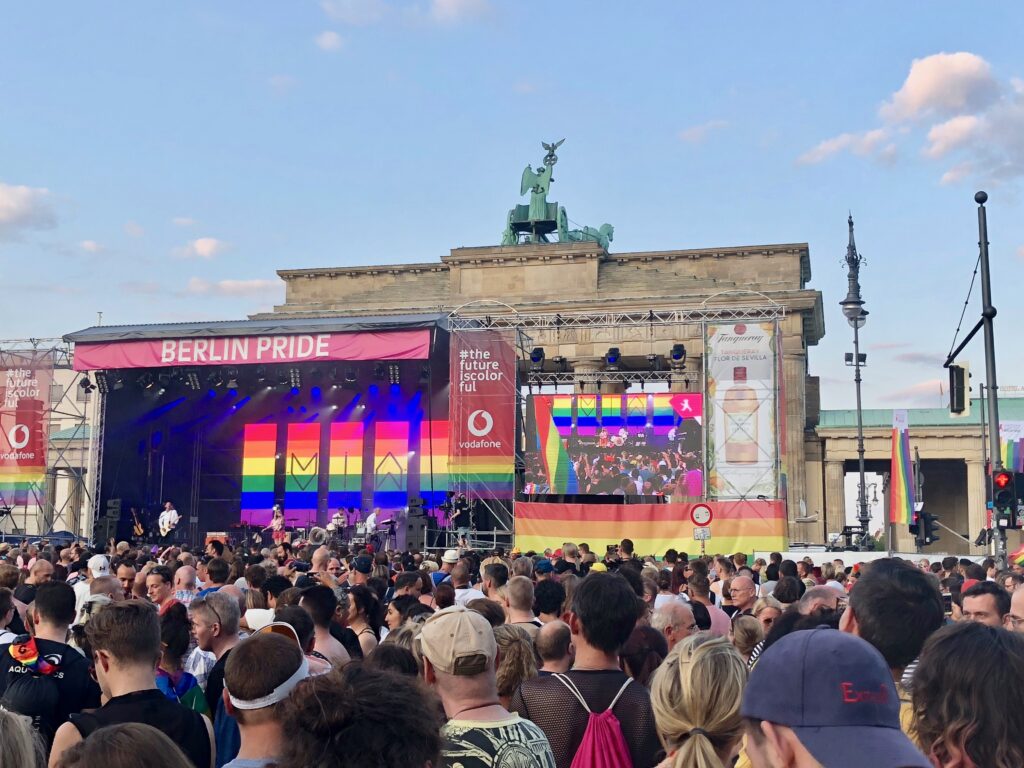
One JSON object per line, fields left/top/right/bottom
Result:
{"left": 73, "top": 330, "right": 431, "bottom": 371}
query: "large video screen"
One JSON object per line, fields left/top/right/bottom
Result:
{"left": 522, "top": 393, "right": 703, "bottom": 501}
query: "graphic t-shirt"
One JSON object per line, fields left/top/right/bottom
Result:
{"left": 441, "top": 714, "right": 556, "bottom": 768}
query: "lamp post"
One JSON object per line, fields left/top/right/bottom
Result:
{"left": 841, "top": 215, "right": 871, "bottom": 549}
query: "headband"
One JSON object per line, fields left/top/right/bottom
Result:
{"left": 226, "top": 657, "right": 309, "bottom": 710}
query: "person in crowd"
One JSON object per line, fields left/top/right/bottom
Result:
{"left": 1009, "top": 584, "right": 1024, "bottom": 633}
{"left": 276, "top": 664, "right": 442, "bottom": 768}
{"left": 270, "top": 607, "right": 332, "bottom": 676}
{"left": 0, "top": 586, "right": 19, "bottom": 644}
{"left": 298, "top": 585, "right": 351, "bottom": 668}
{"left": 534, "top": 558, "right": 555, "bottom": 581}
{"left": 174, "top": 566, "right": 198, "bottom": 608}
{"left": 533, "top": 579, "right": 566, "bottom": 624}
{"left": 912, "top": 621, "right": 1024, "bottom": 768}
{"left": 493, "top": 624, "right": 538, "bottom": 709}
{"left": 620, "top": 624, "right": 669, "bottom": 687}
{"left": 451, "top": 563, "right": 485, "bottom": 606}
{"left": 687, "top": 574, "right": 730, "bottom": 636}
{"left": 418, "top": 605, "right": 555, "bottom": 767}
{"left": 751, "top": 596, "right": 782, "bottom": 636}
{"left": 345, "top": 584, "right": 382, "bottom": 657}
{"left": 345, "top": 555, "right": 372, "bottom": 589}
{"left": 0, "top": 581, "right": 101, "bottom": 749}
{"left": 511, "top": 554, "right": 534, "bottom": 579}
{"left": 433, "top": 550, "right": 459, "bottom": 587}
{"left": 960, "top": 580, "right": 1011, "bottom": 628}
{"left": 504, "top": 575, "right": 543, "bottom": 640}
{"left": 116, "top": 563, "right": 137, "bottom": 601}
{"left": 49, "top": 601, "right": 214, "bottom": 768}
{"left": 838, "top": 557, "right": 944, "bottom": 736}
{"left": 146, "top": 566, "right": 180, "bottom": 616}
{"left": 15, "top": 559, "right": 54, "bottom": 605}
{"left": 770, "top": 576, "right": 803, "bottom": 606}
{"left": 482, "top": 562, "right": 509, "bottom": 603}
{"left": 392, "top": 571, "right": 422, "bottom": 599}
{"left": 434, "top": 582, "right": 456, "bottom": 610}
{"left": 650, "top": 634, "right": 747, "bottom": 768}
{"left": 157, "top": 603, "right": 208, "bottom": 716}
{"left": 0, "top": 707, "right": 44, "bottom": 768}
{"left": 385, "top": 595, "right": 420, "bottom": 632}
{"left": 221, "top": 632, "right": 308, "bottom": 768}
{"left": 467, "top": 597, "right": 505, "bottom": 628}
{"left": 197, "top": 559, "right": 230, "bottom": 598}
{"left": 53, "top": 723, "right": 194, "bottom": 768}
{"left": 728, "top": 576, "right": 757, "bottom": 615}
{"left": 651, "top": 601, "right": 697, "bottom": 651}
{"left": 364, "top": 643, "right": 419, "bottom": 677}
{"left": 742, "top": 628, "right": 929, "bottom": 768}
{"left": 535, "top": 619, "right": 573, "bottom": 676}
{"left": 191, "top": 592, "right": 242, "bottom": 718}
{"left": 729, "top": 615, "right": 763, "bottom": 665}
{"left": 72, "top": 556, "right": 110, "bottom": 615}
{"left": 796, "top": 585, "right": 844, "bottom": 615}
{"left": 513, "top": 572, "right": 659, "bottom": 768}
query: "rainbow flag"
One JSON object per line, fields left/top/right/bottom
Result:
{"left": 889, "top": 410, "right": 915, "bottom": 525}
{"left": 551, "top": 395, "right": 574, "bottom": 436}
{"left": 600, "top": 395, "right": 624, "bottom": 429}
{"left": 419, "top": 420, "right": 449, "bottom": 506}
{"left": 576, "top": 395, "right": 599, "bottom": 436}
{"left": 327, "top": 422, "right": 364, "bottom": 511}
{"left": 534, "top": 396, "right": 578, "bottom": 493}
{"left": 284, "top": 423, "right": 321, "bottom": 525}
{"left": 999, "top": 422, "right": 1024, "bottom": 473}
{"left": 240, "top": 424, "right": 278, "bottom": 525}
{"left": 625, "top": 394, "right": 648, "bottom": 427}
{"left": 373, "top": 421, "right": 409, "bottom": 508}
{"left": 1010, "top": 543, "right": 1024, "bottom": 567}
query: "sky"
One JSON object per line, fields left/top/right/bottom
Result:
{"left": 3, "top": 2, "right": 1024, "bottom": 410}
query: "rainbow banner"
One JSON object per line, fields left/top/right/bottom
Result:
{"left": 327, "top": 422, "right": 364, "bottom": 512}
{"left": 651, "top": 393, "right": 677, "bottom": 435}
{"left": 888, "top": 410, "right": 915, "bottom": 525}
{"left": 534, "top": 396, "right": 578, "bottom": 494}
{"left": 600, "top": 395, "right": 624, "bottom": 429}
{"left": 625, "top": 394, "right": 648, "bottom": 428}
{"left": 1010, "top": 543, "right": 1024, "bottom": 567}
{"left": 374, "top": 421, "right": 409, "bottom": 509}
{"left": 240, "top": 424, "right": 278, "bottom": 525}
{"left": 0, "top": 352, "right": 54, "bottom": 508}
{"left": 551, "top": 395, "right": 574, "bottom": 436}
{"left": 999, "top": 422, "right": 1024, "bottom": 473}
{"left": 284, "top": 423, "right": 320, "bottom": 525}
{"left": 420, "top": 420, "right": 449, "bottom": 506}
{"left": 515, "top": 500, "right": 786, "bottom": 555}
{"left": 576, "top": 395, "right": 599, "bottom": 436}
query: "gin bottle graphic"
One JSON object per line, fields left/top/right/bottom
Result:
{"left": 723, "top": 366, "right": 758, "bottom": 464}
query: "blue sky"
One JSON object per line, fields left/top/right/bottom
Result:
{"left": 3, "top": 2, "right": 1024, "bottom": 410}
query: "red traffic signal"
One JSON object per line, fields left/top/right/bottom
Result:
{"left": 994, "top": 470, "right": 1017, "bottom": 512}
{"left": 994, "top": 470, "right": 1013, "bottom": 489}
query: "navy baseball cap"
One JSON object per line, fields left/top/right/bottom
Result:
{"left": 352, "top": 555, "right": 373, "bottom": 575}
{"left": 535, "top": 558, "right": 554, "bottom": 575}
{"left": 742, "top": 628, "right": 929, "bottom": 768}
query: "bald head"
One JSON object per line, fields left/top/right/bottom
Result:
{"left": 218, "top": 585, "right": 246, "bottom": 617}
{"left": 174, "top": 565, "right": 196, "bottom": 591}
{"left": 90, "top": 575, "right": 124, "bottom": 601}
{"left": 799, "top": 585, "right": 844, "bottom": 615}
{"left": 651, "top": 601, "right": 696, "bottom": 650}
{"left": 535, "top": 619, "right": 573, "bottom": 671}
{"left": 311, "top": 546, "right": 330, "bottom": 570}
{"left": 29, "top": 559, "right": 53, "bottom": 584}
{"left": 730, "top": 576, "right": 757, "bottom": 612}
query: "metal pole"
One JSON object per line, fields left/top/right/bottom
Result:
{"left": 976, "top": 192, "right": 1006, "bottom": 565}
{"left": 853, "top": 320, "right": 870, "bottom": 547}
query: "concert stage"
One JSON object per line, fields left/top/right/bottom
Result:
{"left": 66, "top": 316, "right": 460, "bottom": 546}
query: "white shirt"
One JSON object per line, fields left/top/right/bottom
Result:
{"left": 158, "top": 507, "right": 181, "bottom": 532}
{"left": 365, "top": 511, "right": 378, "bottom": 532}
{"left": 454, "top": 587, "right": 486, "bottom": 607}
{"left": 73, "top": 579, "right": 92, "bottom": 615}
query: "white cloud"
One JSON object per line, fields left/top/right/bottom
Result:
{"left": 797, "top": 128, "right": 889, "bottom": 165}
{"left": 79, "top": 240, "right": 102, "bottom": 253}
{"left": 315, "top": 30, "right": 344, "bottom": 51}
{"left": 924, "top": 115, "right": 981, "bottom": 158}
{"left": 172, "top": 216, "right": 196, "bottom": 227}
{"left": 176, "top": 237, "right": 228, "bottom": 260}
{"left": 0, "top": 182, "right": 56, "bottom": 240}
{"left": 880, "top": 52, "right": 999, "bottom": 123}
{"left": 677, "top": 119, "right": 729, "bottom": 144}
{"left": 430, "top": 0, "right": 491, "bottom": 23}
{"left": 268, "top": 75, "right": 297, "bottom": 95}
{"left": 940, "top": 162, "right": 973, "bottom": 185}
{"left": 879, "top": 379, "right": 944, "bottom": 407}
{"left": 513, "top": 81, "right": 537, "bottom": 95}
{"left": 320, "top": 0, "right": 389, "bottom": 25}
{"left": 124, "top": 220, "right": 144, "bottom": 237}
{"left": 186, "top": 277, "right": 280, "bottom": 297}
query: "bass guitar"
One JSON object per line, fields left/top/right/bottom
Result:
{"left": 131, "top": 509, "right": 145, "bottom": 537}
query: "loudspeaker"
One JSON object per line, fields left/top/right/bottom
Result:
{"left": 405, "top": 514, "right": 428, "bottom": 552}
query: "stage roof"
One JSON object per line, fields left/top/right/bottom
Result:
{"left": 64, "top": 313, "right": 448, "bottom": 344}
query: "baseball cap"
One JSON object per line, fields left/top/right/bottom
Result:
{"left": 352, "top": 555, "right": 373, "bottom": 575}
{"left": 742, "top": 628, "right": 929, "bottom": 768}
{"left": 553, "top": 548, "right": 563, "bottom": 558}
{"left": 87, "top": 554, "right": 111, "bottom": 577}
{"left": 418, "top": 605, "right": 496, "bottom": 676}
{"left": 961, "top": 578, "right": 980, "bottom": 593}
{"left": 535, "top": 559, "right": 554, "bottom": 575}
{"left": 441, "top": 549, "right": 460, "bottom": 564}
{"left": 588, "top": 562, "right": 608, "bottom": 573}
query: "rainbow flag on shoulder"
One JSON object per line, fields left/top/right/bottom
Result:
{"left": 889, "top": 410, "right": 915, "bottom": 525}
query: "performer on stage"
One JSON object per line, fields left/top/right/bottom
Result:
{"left": 263, "top": 504, "right": 286, "bottom": 545}
{"left": 157, "top": 501, "right": 180, "bottom": 546}
{"left": 365, "top": 507, "right": 379, "bottom": 535}
{"left": 452, "top": 494, "right": 471, "bottom": 548}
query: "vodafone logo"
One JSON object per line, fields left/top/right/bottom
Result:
{"left": 468, "top": 410, "right": 494, "bottom": 437}
{"left": 7, "top": 424, "right": 30, "bottom": 450}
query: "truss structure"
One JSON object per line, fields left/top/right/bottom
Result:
{"left": 448, "top": 304, "right": 785, "bottom": 332}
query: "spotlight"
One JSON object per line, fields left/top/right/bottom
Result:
{"left": 604, "top": 347, "right": 621, "bottom": 371}
{"left": 156, "top": 387, "right": 167, "bottom": 397}
{"left": 94, "top": 373, "right": 109, "bottom": 394}
{"left": 276, "top": 369, "right": 289, "bottom": 386}
{"left": 552, "top": 356, "right": 568, "bottom": 372}
{"left": 373, "top": 363, "right": 386, "bottom": 381}
{"left": 669, "top": 343, "right": 687, "bottom": 370}
{"left": 207, "top": 370, "right": 224, "bottom": 388}
{"left": 530, "top": 347, "right": 546, "bottom": 371}
{"left": 79, "top": 376, "right": 96, "bottom": 394}
{"left": 169, "top": 370, "right": 185, "bottom": 388}
{"left": 388, "top": 363, "right": 400, "bottom": 385}
{"left": 310, "top": 367, "right": 323, "bottom": 383}
{"left": 185, "top": 369, "right": 201, "bottom": 391}
{"left": 136, "top": 372, "right": 154, "bottom": 390}
{"left": 289, "top": 367, "right": 302, "bottom": 388}
{"left": 157, "top": 373, "right": 171, "bottom": 389}
{"left": 225, "top": 367, "right": 239, "bottom": 390}
{"left": 345, "top": 368, "right": 358, "bottom": 384}
{"left": 255, "top": 366, "right": 267, "bottom": 383}
{"left": 110, "top": 372, "right": 124, "bottom": 391}
{"left": 646, "top": 353, "right": 662, "bottom": 372}
{"left": 419, "top": 364, "right": 431, "bottom": 384}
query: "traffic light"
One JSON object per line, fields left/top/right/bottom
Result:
{"left": 948, "top": 363, "right": 968, "bottom": 415}
{"left": 921, "top": 512, "right": 940, "bottom": 545}
{"left": 993, "top": 470, "right": 1016, "bottom": 511}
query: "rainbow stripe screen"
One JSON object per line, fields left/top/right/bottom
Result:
{"left": 284, "top": 423, "right": 320, "bottom": 525}
{"left": 328, "top": 422, "right": 364, "bottom": 511}
{"left": 625, "top": 394, "right": 648, "bottom": 427}
{"left": 420, "top": 420, "right": 449, "bottom": 506}
{"left": 241, "top": 424, "right": 277, "bottom": 525}
{"left": 651, "top": 393, "right": 676, "bottom": 434}
{"left": 576, "top": 395, "right": 598, "bottom": 435}
{"left": 373, "top": 421, "right": 409, "bottom": 508}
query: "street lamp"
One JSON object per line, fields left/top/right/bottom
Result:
{"left": 841, "top": 214, "right": 871, "bottom": 549}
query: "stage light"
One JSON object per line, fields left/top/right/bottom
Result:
{"left": 646, "top": 353, "right": 662, "bottom": 372}
{"left": 169, "top": 370, "right": 185, "bottom": 388}
{"left": 669, "top": 343, "right": 687, "bottom": 369}
{"left": 276, "top": 370, "right": 289, "bottom": 386}
{"left": 136, "top": 372, "right": 154, "bottom": 390}
{"left": 331, "top": 404, "right": 339, "bottom": 410}
{"left": 79, "top": 376, "right": 96, "bottom": 393}
{"left": 228, "top": 388, "right": 237, "bottom": 397}
{"left": 345, "top": 368, "right": 358, "bottom": 384}
{"left": 94, "top": 373, "right": 109, "bottom": 394}
{"left": 255, "top": 366, "right": 267, "bottom": 383}
{"left": 185, "top": 369, "right": 201, "bottom": 390}
{"left": 290, "top": 387, "right": 300, "bottom": 395}
{"left": 530, "top": 347, "right": 546, "bottom": 371}
{"left": 374, "top": 363, "right": 386, "bottom": 381}
{"left": 419, "top": 364, "right": 431, "bottom": 384}
{"left": 207, "top": 389, "right": 217, "bottom": 398}
{"left": 311, "top": 386, "right": 321, "bottom": 399}
{"left": 157, "top": 373, "right": 172, "bottom": 388}
{"left": 225, "top": 367, "right": 239, "bottom": 390}
{"left": 604, "top": 347, "right": 621, "bottom": 371}
{"left": 156, "top": 387, "right": 166, "bottom": 397}
{"left": 388, "top": 363, "right": 400, "bottom": 385}
{"left": 289, "top": 367, "right": 302, "bottom": 388}
{"left": 552, "top": 355, "right": 568, "bottom": 372}
{"left": 207, "top": 370, "right": 224, "bottom": 388}
{"left": 310, "top": 367, "right": 323, "bottom": 383}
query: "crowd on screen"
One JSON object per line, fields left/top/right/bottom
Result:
{"left": 0, "top": 534, "right": 1023, "bottom": 768}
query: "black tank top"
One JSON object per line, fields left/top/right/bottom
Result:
{"left": 70, "top": 688, "right": 211, "bottom": 768}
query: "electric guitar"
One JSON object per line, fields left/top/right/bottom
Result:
{"left": 131, "top": 509, "right": 145, "bottom": 538}
{"left": 159, "top": 511, "right": 179, "bottom": 537}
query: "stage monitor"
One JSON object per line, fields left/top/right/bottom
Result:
{"left": 521, "top": 393, "right": 703, "bottom": 502}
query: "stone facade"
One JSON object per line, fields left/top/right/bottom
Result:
{"left": 256, "top": 241, "right": 825, "bottom": 538}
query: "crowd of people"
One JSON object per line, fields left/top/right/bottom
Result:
{"left": 0, "top": 535, "right": 1022, "bottom": 768}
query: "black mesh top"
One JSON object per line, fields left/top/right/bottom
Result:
{"left": 511, "top": 669, "right": 662, "bottom": 768}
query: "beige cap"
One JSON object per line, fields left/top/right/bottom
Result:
{"left": 418, "top": 605, "right": 496, "bottom": 676}
{"left": 441, "top": 549, "right": 460, "bottom": 564}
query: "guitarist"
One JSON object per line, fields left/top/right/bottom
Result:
{"left": 158, "top": 501, "right": 180, "bottom": 546}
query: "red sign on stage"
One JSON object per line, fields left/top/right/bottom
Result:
{"left": 448, "top": 329, "right": 516, "bottom": 499}
{"left": 0, "top": 351, "right": 55, "bottom": 507}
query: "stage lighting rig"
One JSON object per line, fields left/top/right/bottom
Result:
{"left": 646, "top": 353, "right": 663, "bottom": 372}
{"left": 388, "top": 362, "right": 401, "bottom": 385}
{"left": 289, "top": 367, "right": 302, "bottom": 388}
{"left": 551, "top": 356, "right": 568, "bottom": 372}
{"left": 185, "top": 369, "right": 202, "bottom": 391}
{"left": 225, "top": 367, "right": 239, "bottom": 389}
{"left": 345, "top": 367, "right": 358, "bottom": 384}
{"left": 207, "top": 370, "right": 224, "bottom": 388}
{"left": 110, "top": 372, "right": 124, "bottom": 391}
{"left": 276, "top": 369, "right": 289, "bottom": 387}
{"left": 530, "top": 347, "right": 546, "bottom": 371}
{"left": 669, "top": 344, "right": 687, "bottom": 370}
{"left": 419, "top": 364, "right": 431, "bottom": 384}
{"left": 94, "top": 372, "right": 110, "bottom": 394}
{"left": 136, "top": 372, "right": 154, "bottom": 390}
{"left": 604, "top": 347, "right": 621, "bottom": 371}
{"left": 374, "top": 363, "right": 386, "bottom": 381}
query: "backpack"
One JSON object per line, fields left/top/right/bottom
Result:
{"left": 552, "top": 673, "right": 634, "bottom": 768}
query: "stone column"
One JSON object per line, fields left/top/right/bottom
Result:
{"left": 571, "top": 358, "right": 604, "bottom": 395}
{"left": 966, "top": 459, "right": 987, "bottom": 554}
{"left": 782, "top": 347, "right": 808, "bottom": 529}
{"left": 824, "top": 460, "right": 846, "bottom": 541}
